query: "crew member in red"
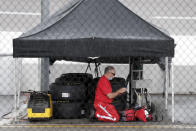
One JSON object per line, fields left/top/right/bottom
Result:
{"left": 94, "top": 66, "right": 127, "bottom": 122}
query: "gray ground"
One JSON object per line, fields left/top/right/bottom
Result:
{"left": 0, "top": 122, "right": 196, "bottom": 131}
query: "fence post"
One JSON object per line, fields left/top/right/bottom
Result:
{"left": 40, "top": 0, "right": 50, "bottom": 91}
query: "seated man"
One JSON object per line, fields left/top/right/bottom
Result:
{"left": 94, "top": 66, "right": 126, "bottom": 122}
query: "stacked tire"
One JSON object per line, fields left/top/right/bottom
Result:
{"left": 86, "top": 77, "right": 100, "bottom": 118}
{"left": 110, "top": 77, "right": 127, "bottom": 111}
{"left": 49, "top": 73, "right": 93, "bottom": 119}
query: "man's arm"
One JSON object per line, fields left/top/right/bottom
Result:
{"left": 107, "top": 88, "right": 127, "bottom": 99}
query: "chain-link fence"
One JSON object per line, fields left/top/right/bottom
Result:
{"left": 0, "top": 0, "right": 196, "bottom": 130}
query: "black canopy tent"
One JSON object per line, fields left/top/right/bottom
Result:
{"left": 13, "top": 0, "right": 175, "bottom": 122}
{"left": 13, "top": 0, "right": 174, "bottom": 62}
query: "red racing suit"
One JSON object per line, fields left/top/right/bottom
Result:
{"left": 94, "top": 76, "right": 120, "bottom": 122}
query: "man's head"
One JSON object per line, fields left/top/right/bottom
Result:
{"left": 104, "top": 66, "right": 115, "bottom": 80}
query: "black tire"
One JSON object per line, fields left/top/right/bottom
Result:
{"left": 84, "top": 100, "right": 97, "bottom": 121}
{"left": 112, "top": 99, "right": 127, "bottom": 111}
{"left": 60, "top": 73, "right": 93, "bottom": 79}
{"left": 110, "top": 77, "right": 127, "bottom": 111}
{"left": 56, "top": 73, "right": 93, "bottom": 85}
{"left": 87, "top": 77, "right": 100, "bottom": 101}
{"left": 53, "top": 101, "right": 85, "bottom": 119}
{"left": 110, "top": 77, "right": 126, "bottom": 92}
{"left": 49, "top": 83, "right": 86, "bottom": 101}
{"left": 149, "top": 102, "right": 156, "bottom": 114}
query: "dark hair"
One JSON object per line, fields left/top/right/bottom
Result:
{"left": 104, "top": 66, "right": 115, "bottom": 74}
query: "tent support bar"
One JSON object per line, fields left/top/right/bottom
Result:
{"left": 17, "top": 58, "right": 22, "bottom": 108}
{"left": 165, "top": 57, "right": 168, "bottom": 110}
{"left": 171, "top": 61, "right": 175, "bottom": 123}
{"left": 14, "top": 59, "right": 17, "bottom": 123}
{"left": 0, "top": 53, "right": 13, "bottom": 57}
{"left": 41, "top": 0, "right": 50, "bottom": 21}
{"left": 41, "top": 58, "right": 49, "bottom": 91}
{"left": 40, "top": 0, "right": 50, "bottom": 91}
{"left": 128, "top": 57, "right": 133, "bottom": 106}
{"left": 14, "top": 58, "right": 22, "bottom": 123}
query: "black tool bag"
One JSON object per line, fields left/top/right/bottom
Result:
{"left": 53, "top": 101, "right": 85, "bottom": 119}
{"left": 110, "top": 77, "right": 127, "bottom": 111}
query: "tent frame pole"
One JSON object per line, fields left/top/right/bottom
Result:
{"left": 17, "top": 58, "right": 22, "bottom": 109}
{"left": 14, "top": 58, "right": 22, "bottom": 123}
{"left": 40, "top": 0, "right": 50, "bottom": 91}
{"left": 165, "top": 57, "right": 168, "bottom": 110}
{"left": 171, "top": 60, "right": 175, "bottom": 123}
{"left": 129, "top": 57, "right": 133, "bottom": 106}
{"left": 14, "top": 58, "right": 17, "bottom": 123}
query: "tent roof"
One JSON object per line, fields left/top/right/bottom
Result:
{"left": 13, "top": 0, "right": 174, "bottom": 63}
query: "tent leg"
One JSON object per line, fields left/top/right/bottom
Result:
{"left": 41, "top": 0, "right": 50, "bottom": 21}
{"left": 171, "top": 61, "right": 175, "bottom": 123}
{"left": 17, "top": 58, "right": 22, "bottom": 108}
{"left": 14, "top": 58, "right": 21, "bottom": 123}
{"left": 165, "top": 57, "right": 168, "bottom": 110}
{"left": 128, "top": 57, "right": 133, "bottom": 107}
{"left": 14, "top": 58, "right": 22, "bottom": 123}
{"left": 40, "top": 0, "right": 50, "bottom": 91}
{"left": 41, "top": 58, "right": 49, "bottom": 91}
{"left": 14, "top": 58, "right": 17, "bottom": 123}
